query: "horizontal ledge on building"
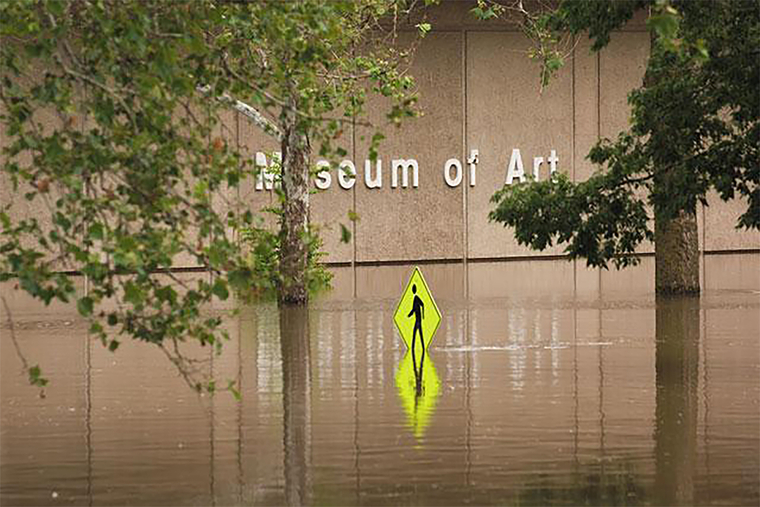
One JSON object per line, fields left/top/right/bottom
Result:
{"left": 700, "top": 248, "right": 760, "bottom": 256}
{"left": 2, "top": 249, "right": 756, "bottom": 278}
{"left": 0, "top": 265, "right": 215, "bottom": 279}
{"left": 323, "top": 248, "right": 760, "bottom": 268}
{"left": 391, "top": 27, "right": 650, "bottom": 34}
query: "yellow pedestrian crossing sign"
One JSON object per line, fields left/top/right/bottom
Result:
{"left": 393, "top": 267, "right": 441, "bottom": 352}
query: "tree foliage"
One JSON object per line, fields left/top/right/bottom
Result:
{"left": 489, "top": 0, "right": 759, "bottom": 268}
{"left": 0, "top": 0, "right": 431, "bottom": 389}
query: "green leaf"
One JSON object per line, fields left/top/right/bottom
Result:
{"left": 227, "top": 267, "right": 253, "bottom": 292}
{"left": 124, "top": 282, "right": 142, "bottom": 305}
{"left": 28, "top": 365, "right": 48, "bottom": 387}
{"left": 339, "top": 223, "right": 352, "bottom": 244}
{"left": 211, "top": 279, "right": 229, "bottom": 300}
{"left": 227, "top": 379, "right": 241, "bottom": 401}
{"left": 88, "top": 222, "right": 104, "bottom": 240}
{"left": 77, "top": 296, "right": 94, "bottom": 316}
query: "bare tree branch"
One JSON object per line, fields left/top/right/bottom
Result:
{"left": 197, "top": 85, "right": 283, "bottom": 141}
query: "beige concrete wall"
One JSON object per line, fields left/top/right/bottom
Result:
{"left": 0, "top": 100, "right": 88, "bottom": 272}
{"left": 355, "top": 31, "right": 465, "bottom": 263}
{"left": 466, "top": 31, "right": 572, "bottom": 259}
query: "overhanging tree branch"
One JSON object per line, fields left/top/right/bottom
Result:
{"left": 197, "top": 85, "right": 283, "bottom": 141}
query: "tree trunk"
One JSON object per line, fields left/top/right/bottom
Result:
{"left": 278, "top": 99, "right": 311, "bottom": 305}
{"left": 646, "top": 22, "right": 701, "bottom": 296}
{"left": 655, "top": 207, "right": 700, "bottom": 295}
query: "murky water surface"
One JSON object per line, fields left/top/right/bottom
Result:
{"left": 1, "top": 262, "right": 759, "bottom": 506}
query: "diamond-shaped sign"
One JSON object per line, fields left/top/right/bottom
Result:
{"left": 393, "top": 267, "right": 441, "bottom": 352}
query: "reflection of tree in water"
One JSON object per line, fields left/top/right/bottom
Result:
{"left": 260, "top": 296, "right": 700, "bottom": 506}
{"left": 654, "top": 295, "right": 699, "bottom": 506}
{"left": 280, "top": 306, "right": 311, "bottom": 507}
{"left": 504, "top": 296, "right": 699, "bottom": 507}
{"left": 516, "top": 462, "right": 646, "bottom": 506}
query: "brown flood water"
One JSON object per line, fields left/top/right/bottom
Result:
{"left": 1, "top": 258, "right": 759, "bottom": 506}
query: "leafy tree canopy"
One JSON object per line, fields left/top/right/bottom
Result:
{"left": 0, "top": 0, "right": 432, "bottom": 390}
{"left": 489, "top": 0, "right": 759, "bottom": 269}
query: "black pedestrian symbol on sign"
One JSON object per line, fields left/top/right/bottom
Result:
{"left": 408, "top": 284, "right": 425, "bottom": 347}
{"left": 408, "top": 284, "right": 426, "bottom": 391}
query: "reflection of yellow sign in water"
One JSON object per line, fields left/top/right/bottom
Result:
{"left": 394, "top": 352, "right": 441, "bottom": 440}
{"left": 393, "top": 267, "right": 441, "bottom": 353}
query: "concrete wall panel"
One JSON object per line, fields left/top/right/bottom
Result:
{"left": 574, "top": 261, "right": 601, "bottom": 300}
{"left": 703, "top": 194, "right": 760, "bottom": 252}
{"left": 211, "top": 108, "right": 241, "bottom": 255}
{"left": 599, "top": 32, "right": 649, "bottom": 143}
{"left": 600, "top": 256, "right": 655, "bottom": 298}
{"left": 0, "top": 106, "right": 78, "bottom": 271}
{"left": 168, "top": 104, "right": 212, "bottom": 268}
{"left": 355, "top": 262, "right": 465, "bottom": 302}
{"left": 468, "top": 259, "right": 575, "bottom": 300}
{"left": 310, "top": 131, "right": 355, "bottom": 264}
{"left": 237, "top": 108, "right": 279, "bottom": 234}
{"left": 466, "top": 32, "right": 572, "bottom": 259}
{"left": 599, "top": 31, "right": 653, "bottom": 254}
{"left": 704, "top": 253, "right": 760, "bottom": 291}
{"left": 355, "top": 32, "right": 464, "bottom": 263}
{"left": 573, "top": 36, "right": 601, "bottom": 183}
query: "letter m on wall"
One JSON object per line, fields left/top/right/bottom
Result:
{"left": 392, "top": 159, "right": 419, "bottom": 188}
{"left": 255, "top": 152, "right": 282, "bottom": 190}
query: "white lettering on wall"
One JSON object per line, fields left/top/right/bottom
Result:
{"left": 255, "top": 151, "right": 281, "bottom": 190}
{"left": 532, "top": 156, "right": 544, "bottom": 181}
{"left": 444, "top": 158, "right": 462, "bottom": 187}
{"left": 315, "top": 160, "right": 331, "bottom": 190}
{"left": 548, "top": 149, "right": 559, "bottom": 175}
{"left": 468, "top": 149, "right": 479, "bottom": 187}
{"left": 391, "top": 159, "right": 419, "bottom": 188}
{"left": 506, "top": 148, "right": 525, "bottom": 185}
{"left": 253, "top": 148, "right": 559, "bottom": 191}
{"left": 338, "top": 160, "right": 356, "bottom": 189}
{"left": 364, "top": 159, "right": 382, "bottom": 189}
{"left": 444, "top": 149, "right": 478, "bottom": 188}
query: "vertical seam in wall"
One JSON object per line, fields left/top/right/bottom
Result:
{"left": 352, "top": 101, "right": 357, "bottom": 298}
{"left": 462, "top": 32, "right": 472, "bottom": 477}
{"left": 701, "top": 202, "right": 706, "bottom": 288}
{"left": 235, "top": 112, "right": 241, "bottom": 248}
{"left": 82, "top": 86, "right": 90, "bottom": 296}
{"left": 207, "top": 102, "right": 213, "bottom": 282}
{"left": 596, "top": 50, "right": 602, "bottom": 297}
{"left": 572, "top": 35, "right": 577, "bottom": 297}
{"left": 463, "top": 29, "right": 469, "bottom": 298}
{"left": 570, "top": 41, "right": 580, "bottom": 470}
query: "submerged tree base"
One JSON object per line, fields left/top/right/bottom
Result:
{"left": 655, "top": 209, "right": 700, "bottom": 296}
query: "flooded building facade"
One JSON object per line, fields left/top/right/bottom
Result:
{"left": 1, "top": 3, "right": 758, "bottom": 294}
{"left": 245, "top": 4, "right": 758, "bottom": 295}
